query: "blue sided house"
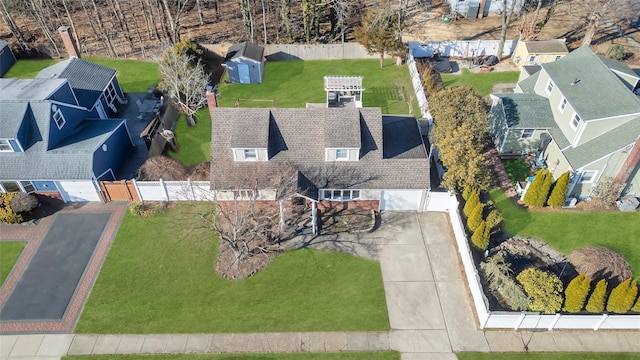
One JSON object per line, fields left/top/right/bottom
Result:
{"left": 0, "top": 59, "right": 133, "bottom": 202}
{"left": 0, "top": 40, "right": 17, "bottom": 77}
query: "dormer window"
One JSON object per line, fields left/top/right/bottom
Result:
{"left": 244, "top": 149, "right": 257, "bottom": 161}
{"left": 0, "top": 139, "right": 13, "bottom": 152}
{"left": 571, "top": 113, "right": 581, "bottom": 130}
{"left": 546, "top": 80, "right": 554, "bottom": 95}
{"left": 325, "top": 148, "right": 357, "bottom": 161}
{"left": 335, "top": 149, "right": 348, "bottom": 160}
{"left": 53, "top": 108, "right": 66, "bottom": 129}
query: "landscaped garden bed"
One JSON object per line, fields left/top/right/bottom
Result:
{"left": 76, "top": 205, "right": 389, "bottom": 333}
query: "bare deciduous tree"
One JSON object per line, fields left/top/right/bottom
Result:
{"left": 579, "top": 0, "right": 612, "bottom": 46}
{"left": 159, "top": 49, "right": 210, "bottom": 127}
{"left": 496, "top": 0, "right": 518, "bottom": 60}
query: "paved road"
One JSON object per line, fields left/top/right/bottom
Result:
{"left": 0, "top": 213, "right": 112, "bottom": 321}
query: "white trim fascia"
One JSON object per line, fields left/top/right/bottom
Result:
{"left": 610, "top": 68, "right": 640, "bottom": 81}
{"left": 572, "top": 120, "right": 586, "bottom": 147}
{"left": 95, "top": 168, "right": 116, "bottom": 180}
{"left": 49, "top": 99, "right": 88, "bottom": 112}
{"left": 238, "top": 56, "right": 262, "bottom": 64}
{"left": 583, "top": 111, "right": 640, "bottom": 123}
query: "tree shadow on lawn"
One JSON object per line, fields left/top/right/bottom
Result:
{"left": 489, "top": 189, "right": 534, "bottom": 236}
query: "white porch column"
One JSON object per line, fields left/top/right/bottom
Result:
{"left": 312, "top": 201, "right": 317, "bottom": 235}
{"left": 279, "top": 200, "right": 285, "bottom": 233}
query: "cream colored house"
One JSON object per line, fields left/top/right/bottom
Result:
{"left": 511, "top": 39, "right": 569, "bottom": 70}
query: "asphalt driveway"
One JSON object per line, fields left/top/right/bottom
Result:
{"left": 0, "top": 212, "right": 112, "bottom": 320}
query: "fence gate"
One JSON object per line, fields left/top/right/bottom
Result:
{"left": 99, "top": 180, "right": 140, "bottom": 202}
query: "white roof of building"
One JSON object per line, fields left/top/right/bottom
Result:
{"left": 324, "top": 76, "right": 364, "bottom": 91}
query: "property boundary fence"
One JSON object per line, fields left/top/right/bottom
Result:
{"left": 406, "top": 51, "right": 430, "bottom": 119}
{"left": 430, "top": 193, "right": 640, "bottom": 330}
{"left": 408, "top": 40, "right": 517, "bottom": 58}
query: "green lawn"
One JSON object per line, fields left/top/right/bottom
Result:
{"left": 458, "top": 353, "right": 640, "bottom": 360}
{"left": 65, "top": 353, "right": 399, "bottom": 360}
{"left": 3, "top": 57, "right": 160, "bottom": 93}
{"left": 76, "top": 205, "right": 389, "bottom": 333}
{"left": 441, "top": 68, "right": 519, "bottom": 96}
{"left": 502, "top": 159, "right": 532, "bottom": 186}
{"left": 217, "top": 59, "right": 420, "bottom": 116}
{"left": 0, "top": 242, "right": 25, "bottom": 286}
{"left": 490, "top": 188, "right": 640, "bottom": 276}
{"left": 167, "top": 108, "right": 212, "bottom": 167}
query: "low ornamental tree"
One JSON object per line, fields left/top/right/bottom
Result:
{"left": 480, "top": 254, "right": 530, "bottom": 311}
{"left": 632, "top": 293, "right": 640, "bottom": 312}
{"left": 547, "top": 171, "right": 570, "bottom": 208}
{"left": 467, "top": 202, "right": 484, "bottom": 232}
{"left": 462, "top": 185, "right": 473, "bottom": 201}
{"left": 585, "top": 279, "right": 608, "bottom": 313}
{"left": 9, "top": 193, "right": 38, "bottom": 213}
{"left": 524, "top": 170, "right": 551, "bottom": 207}
{"left": 606, "top": 278, "right": 638, "bottom": 313}
{"left": 516, "top": 268, "right": 564, "bottom": 314}
{"left": 485, "top": 208, "right": 503, "bottom": 234}
{"left": 563, "top": 273, "right": 592, "bottom": 313}
{"left": 471, "top": 221, "right": 490, "bottom": 251}
{"left": 0, "top": 193, "right": 23, "bottom": 224}
{"left": 463, "top": 189, "right": 480, "bottom": 217}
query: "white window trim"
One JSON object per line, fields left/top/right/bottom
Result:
{"left": 520, "top": 129, "right": 535, "bottom": 139}
{"left": 0, "top": 139, "right": 13, "bottom": 152}
{"left": 570, "top": 112, "right": 581, "bottom": 130}
{"left": 53, "top": 109, "right": 66, "bottom": 129}
{"left": 104, "top": 81, "right": 117, "bottom": 105}
{"left": 545, "top": 79, "right": 554, "bottom": 95}
{"left": 579, "top": 170, "right": 597, "bottom": 183}
{"left": 320, "top": 189, "right": 361, "bottom": 201}
{"left": 559, "top": 97, "right": 567, "bottom": 112}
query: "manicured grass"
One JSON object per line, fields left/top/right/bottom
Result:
{"left": 490, "top": 188, "right": 640, "bottom": 276}
{"left": 3, "top": 57, "right": 160, "bottom": 93}
{"left": 441, "top": 68, "right": 519, "bottom": 96}
{"left": 76, "top": 205, "right": 389, "bottom": 333}
{"left": 167, "top": 108, "right": 212, "bottom": 167}
{"left": 0, "top": 242, "right": 25, "bottom": 286}
{"left": 502, "top": 159, "right": 532, "bottom": 186}
{"left": 65, "top": 353, "right": 400, "bottom": 360}
{"left": 217, "top": 59, "right": 421, "bottom": 116}
{"left": 458, "top": 353, "right": 640, "bottom": 360}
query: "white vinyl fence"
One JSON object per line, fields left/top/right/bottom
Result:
{"left": 436, "top": 194, "right": 640, "bottom": 330}
{"left": 408, "top": 40, "right": 517, "bottom": 58}
{"left": 406, "top": 51, "right": 430, "bottom": 119}
{"left": 134, "top": 180, "right": 215, "bottom": 201}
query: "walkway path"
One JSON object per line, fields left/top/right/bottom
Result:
{"left": 3, "top": 212, "right": 640, "bottom": 359}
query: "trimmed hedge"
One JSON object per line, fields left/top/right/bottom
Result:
{"left": 606, "top": 278, "right": 638, "bottom": 313}
{"left": 547, "top": 171, "right": 570, "bottom": 208}
{"left": 585, "top": 279, "right": 608, "bottom": 313}
{"left": 0, "top": 193, "right": 23, "bottom": 224}
{"left": 463, "top": 189, "right": 480, "bottom": 217}
{"left": 563, "top": 274, "right": 591, "bottom": 313}
{"left": 467, "top": 202, "right": 484, "bottom": 232}
{"left": 471, "top": 221, "right": 489, "bottom": 251}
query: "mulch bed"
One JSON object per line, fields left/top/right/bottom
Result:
{"left": 215, "top": 241, "right": 281, "bottom": 280}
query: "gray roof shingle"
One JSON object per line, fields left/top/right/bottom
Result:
{"left": 225, "top": 42, "right": 264, "bottom": 63}
{"left": 523, "top": 40, "right": 568, "bottom": 54}
{"left": 324, "top": 108, "right": 361, "bottom": 148}
{"left": 230, "top": 108, "right": 271, "bottom": 148}
{"left": 210, "top": 107, "right": 429, "bottom": 196}
{"left": 541, "top": 46, "right": 640, "bottom": 120}
{"left": 493, "top": 93, "right": 570, "bottom": 149}
{"left": 0, "top": 78, "right": 68, "bottom": 101}
{"left": 36, "top": 58, "right": 116, "bottom": 109}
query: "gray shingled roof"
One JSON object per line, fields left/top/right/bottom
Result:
{"left": 0, "top": 101, "right": 125, "bottom": 180}
{"left": 493, "top": 93, "right": 570, "bottom": 148}
{"left": 210, "top": 107, "right": 430, "bottom": 196}
{"left": 230, "top": 108, "right": 271, "bottom": 148}
{"left": 597, "top": 54, "right": 639, "bottom": 79}
{"left": 36, "top": 58, "right": 116, "bottom": 109}
{"left": 523, "top": 40, "right": 568, "bottom": 54}
{"left": 0, "top": 101, "right": 29, "bottom": 137}
{"left": 0, "top": 78, "right": 68, "bottom": 101}
{"left": 225, "top": 42, "right": 264, "bottom": 63}
{"left": 324, "top": 108, "right": 361, "bottom": 148}
{"left": 541, "top": 46, "right": 640, "bottom": 120}
{"left": 518, "top": 71, "right": 539, "bottom": 93}
{"left": 563, "top": 116, "right": 640, "bottom": 169}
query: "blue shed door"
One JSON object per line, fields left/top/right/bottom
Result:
{"left": 238, "top": 64, "right": 250, "bottom": 84}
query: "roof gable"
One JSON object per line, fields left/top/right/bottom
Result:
{"left": 324, "top": 108, "right": 361, "bottom": 148}
{"left": 523, "top": 40, "right": 568, "bottom": 54}
{"left": 230, "top": 108, "right": 271, "bottom": 148}
{"left": 225, "top": 42, "right": 264, "bottom": 63}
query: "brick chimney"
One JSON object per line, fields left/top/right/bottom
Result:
{"left": 614, "top": 136, "right": 640, "bottom": 184}
{"left": 58, "top": 25, "right": 80, "bottom": 58}
{"left": 205, "top": 86, "right": 217, "bottom": 116}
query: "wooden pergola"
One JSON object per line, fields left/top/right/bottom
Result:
{"left": 324, "top": 76, "right": 364, "bottom": 108}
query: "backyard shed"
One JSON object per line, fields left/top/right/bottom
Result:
{"left": 0, "top": 40, "right": 16, "bottom": 77}
{"left": 224, "top": 42, "right": 265, "bottom": 84}
{"left": 511, "top": 39, "right": 568, "bottom": 69}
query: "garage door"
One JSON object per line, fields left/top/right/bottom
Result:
{"left": 380, "top": 190, "right": 423, "bottom": 211}
{"left": 58, "top": 181, "right": 100, "bottom": 202}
